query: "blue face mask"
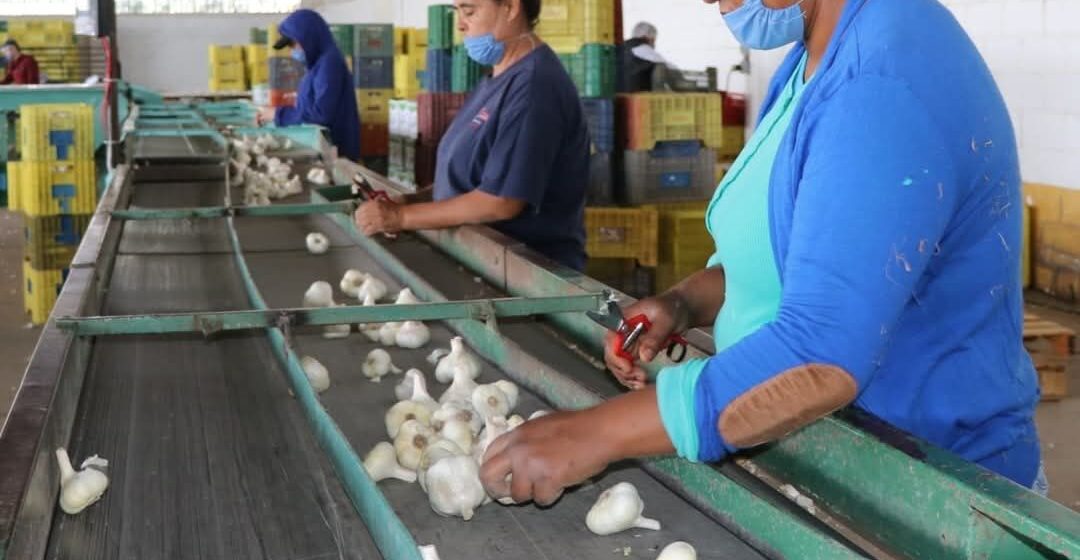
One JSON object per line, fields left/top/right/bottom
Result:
{"left": 723, "top": 0, "right": 806, "bottom": 50}
{"left": 291, "top": 48, "right": 306, "bottom": 65}
{"left": 463, "top": 33, "right": 505, "bottom": 66}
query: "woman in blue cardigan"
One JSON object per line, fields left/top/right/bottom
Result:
{"left": 480, "top": 0, "right": 1044, "bottom": 505}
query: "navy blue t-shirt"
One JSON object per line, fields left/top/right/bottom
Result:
{"left": 434, "top": 45, "right": 589, "bottom": 271}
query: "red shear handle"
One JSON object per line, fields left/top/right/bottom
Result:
{"left": 610, "top": 314, "right": 688, "bottom": 364}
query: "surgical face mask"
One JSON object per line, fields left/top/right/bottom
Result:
{"left": 463, "top": 33, "right": 505, "bottom": 66}
{"left": 723, "top": 0, "right": 806, "bottom": 50}
{"left": 291, "top": 48, "right": 306, "bottom": 65}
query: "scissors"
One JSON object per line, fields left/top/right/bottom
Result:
{"left": 351, "top": 172, "right": 395, "bottom": 204}
{"left": 587, "top": 300, "right": 688, "bottom": 364}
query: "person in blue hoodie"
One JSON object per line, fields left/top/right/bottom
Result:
{"left": 480, "top": 0, "right": 1046, "bottom": 506}
{"left": 258, "top": 9, "right": 361, "bottom": 161}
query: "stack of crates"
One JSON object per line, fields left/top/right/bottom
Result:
{"left": 424, "top": 5, "right": 488, "bottom": 94}
{"left": 354, "top": 23, "right": 394, "bottom": 163}
{"left": 646, "top": 200, "right": 713, "bottom": 292}
{"left": 616, "top": 93, "right": 723, "bottom": 205}
{"left": 583, "top": 206, "right": 659, "bottom": 293}
{"left": 268, "top": 23, "right": 305, "bottom": 107}
{"left": 389, "top": 100, "right": 419, "bottom": 188}
{"left": 329, "top": 24, "right": 355, "bottom": 70}
{"left": 244, "top": 44, "right": 269, "bottom": 87}
{"left": 394, "top": 28, "right": 427, "bottom": 100}
{"left": 208, "top": 45, "right": 247, "bottom": 92}
{"left": 3, "top": 19, "right": 81, "bottom": 83}
{"left": 7, "top": 103, "right": 96, "bottom": 325}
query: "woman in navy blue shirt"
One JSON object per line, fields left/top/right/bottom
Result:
{"left": 355, "top": 0, "right": 590, "bottom": 271}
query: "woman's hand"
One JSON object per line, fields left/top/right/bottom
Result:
{"left": 354, "top": 200, "right": 405, "bottom": 236}
{"left": 256, "top": 106, "right": 276, "bottom": 126}
{"left": 604, "top": 291, "right": 691, "bottom": 390}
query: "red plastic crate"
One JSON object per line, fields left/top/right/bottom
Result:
{"left": 414, "top": 139, "right": 439, "bottom": 188}
{"left": 360, "top": 123, "right": 390, "bottom": 157}
{"left": 417, "top": 92, "right": 467, "bottom": 145}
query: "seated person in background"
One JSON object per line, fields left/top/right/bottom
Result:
{"left": 1, "top": 40, "right": 40, "bottom": 85}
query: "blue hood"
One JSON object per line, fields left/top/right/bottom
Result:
{"left": 278, "top": 9, "right": 335, "bottom": 68}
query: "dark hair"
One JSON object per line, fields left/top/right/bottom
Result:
{"left": 495, "top": 0, "right": 541, "bottom": 30}
{"left": 2, "top": 39, "right": 19, "bottom": 50}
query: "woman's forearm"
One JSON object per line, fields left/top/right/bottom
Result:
{"left": 403, "top": 186, "right": 434, "bottom": 204}
{"left": 400, "top": 190, "right": 524, "bottom": 231}
{"left": 668, "top": 267, "right": 726, "bottom": 330}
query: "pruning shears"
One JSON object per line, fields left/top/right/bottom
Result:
{"left": 587, "top": 300, "right": 688, "bottom": 364}
{"left": 351, "top": 172, "right": 395, "bottom": 204}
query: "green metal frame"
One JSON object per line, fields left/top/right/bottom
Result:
{"left": 110, "top": 201, "right": 358, "bottom": 220}
{"left": 55, "top": 294, "right": 606, "bottom": 336}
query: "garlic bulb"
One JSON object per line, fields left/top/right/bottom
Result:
{"left": 394, "top": 368, "right": 424, "bottom": 401}
{"left": 305, "top": 233, "right": 330, "bottom": 255}
{"left": 418, "top": 545, "right": 442, "bottom": 560}
{"left": 426, "top": 348, "right": 450, "bottom": 365}
{"left": 493, "top": 380, "right": 519, "bottom": 412}
{"left": 438, "top": 367, "right": 479, "bottom": 405}
{"left": 306, "top": 167, "right": 330, "bottom": 185}
{"left": 528, "top": 410, "right": 552, "bottom": 421}
{"left": 473, "top": 415, "right": 510, "bottom": 463}
{"left": 394, "top": 419, "right": 435, "bottom": 470}
{"left": 323, "top": 318, "right": 351, "bottom": 339}
{"left": 395, "top": 287, "right": 421, "bottom": 304}
{"left": 363, "top": 442, "right": 417, "bottom": 483}
{"left": 439, "top": 419, "right": 474, "bottom": 455}
{"left": 359, "top": 293, "right": 383, "bottom": 341}
{"left": 300, "top": 356, "right": 330, "bottom": 393}
{"left": 357, "top": 276, "right": 388, "bottom": 302}
{"left": 386, "top": 370, "right": 438, "bottom": 438}
{"left": 431, "top": 402, "right": 483, "bottom": 435}
{"left": 435, "top": 337, "right": 481, "bottom": 384}
{"left": 417, "top": 439, "right": 465, "bottom": 492}
{"left": 471, "top": 384, "right": 511, "bottom": 421}
{"left": 378, "top": 322, "right": 401, "bottom": 346}
{"left": 340, "top": 269, "right": 368, "bottom": 298}
{"left": 55, "top": 448, "right": 109, "bottom": 515}
{"left": 425, "top": 453, "right": 486, "bottom": 521}
{"left": 507, "top": 414, "right": 525, "bottom": 430}
{"left": 585, "top": 482, "right": 661, "bottom": 536}
{"left": 395, "top": 321, "right": 430, "bottom": 349}
{"left": 303, "top": 281, "right": 335, "bottom": 308}
{"left": 656, "top": 542, "right": 697, "bottom": 560}
{"left": 363, "top": 348, "right": 402, "bottom": 383}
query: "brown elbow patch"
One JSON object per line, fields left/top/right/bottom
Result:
{"left": 718, "top": 364, "right": 857, "bottom": 448}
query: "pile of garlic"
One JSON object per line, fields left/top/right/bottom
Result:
{"left": 229, "top": 133, "right": 303, "bottom": 207}
{"left": 362, "top": 337, "right": 544, "bottom": 522}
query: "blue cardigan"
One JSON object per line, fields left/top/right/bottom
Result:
{"left": 667, "top": 0, "right": 1040, "bottom": 486}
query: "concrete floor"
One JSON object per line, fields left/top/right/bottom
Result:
{"left": 0, "top": 209, "right": 1076, "bottom": 512}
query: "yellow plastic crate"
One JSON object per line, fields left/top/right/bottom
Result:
{"left": 719, "top": 126, "right": 745, "bottom": 158}
{"left": 7, "top": 160, "right": 97, "bottom": 216}
{"left": 210, "top": 61, "right": 246, "bottom": 81}
{"left": 620, "top": 93, "right": 725, "bottom": 152}
{"left": 209, "top": 77, "right": 248, "bottom": 92}
{"left": 8, "top": 19, "right": 73, "bottom": 35}
{"left": 356, "top": 88, "right": 392, "bottom": 124}
{"left": 394, "top": 53, "right": 425, "bottom": 100}
{"left": 394, "top": 28, "right": 428, "bottom": 56}
{"left": 23, "top": 213, "right": 93, "bottom": 269}
{"left": 1022, "top": 201, "right": 1031, "bottom": 288}
{"left": 248, "top": 64, "right": 270, "bottom": 86}
{"left": 245, "top": 44, "right": 268, "bottom": 62}
{"left": 19, "top": 103, "right": 95, "bottom": 162}
{"left": 209, "top": 45, "right": 245, "bottom": 65}
{"left": 537, "top": 0, "right": 615, "bottom": 53}
{"left": 10, "top": 31, "right": 73, "bottom": 47}
{"left": 23, "top": 262, "right": 67, "bottom": 325}
{"left": 585, "top": 207, "right": 659, "bottom": 267}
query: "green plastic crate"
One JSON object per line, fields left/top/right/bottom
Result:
{"left": 249, "top": 27, "right": 267, "bottom": 45}
{"left": 428, "top": 5, "right": 456, "bottom": 50}
{"left": 451, "top": 46, "right": 487, "bottom": 93}
{"left": 558, "top": 43, "right": 616, "bottom": 98}
{"left": 354, "top": 24, "right": 394, "bottom": 58}
{"left": 329, "top": 24, "right": 354, "bottom": 56}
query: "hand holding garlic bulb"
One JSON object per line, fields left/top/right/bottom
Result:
{"left": 435, "top": 337, "right": 481, "bottom": 384}
{"left": 363, "top": 348, "right": 402, "bottom": 383}
{"left": 55, "top": 448, "right": 109, "bottom": 515}
{"left": 363, "top": 442, "right": 417, "bottom": 483}
{"left": 585, "top": 482, "right": 661, "bottom": 535}
{"left": 656, "top": 542, "right": 697, "bottom": 560}
{"left": 305, "top": 233, "right": 329, "bottom": 255}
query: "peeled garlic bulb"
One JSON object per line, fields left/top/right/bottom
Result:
{"left": 303, "top": 281, "right": 335, "bottom": 308}
{"left": 363, "top": 348, "right": 402, "bottom": 383}
{"left": 395, "top": 287, "right": 421, "bottom": 304}
{"left": 585, "top": 482, "right": 661, "bottom": 536}
{"left": 357, "top": 276, "right": 388, "bottom": 302}
{"left": 656, "top": 542, "right": 697, "bottom": 560}
{"left": 435, "top": 337, "right": 481, "bottom": 384}
{"left": 394, "top": 419, "right": 435, "bottom": 470}
{"left": 55, "top": 448, "right": 109, "bottom": 515}
{"left": 493, "top": 380, "right": 519, "bottom": 412}
{"left": 379, "top": 322, "right": 401, "bottom": 346}
{"left": 363, "top": 442, "right": 417, "bottom": 483}
{"left": 425, "top": 454, "right": 486, "bottom": 521}
{"left": 471, "top": 384, "right": 511, "bottom": 421}
{"left": 340, "top": 269, "right": 368, "bottom": 298}
{"left": 507, "top": 415, "right": 525, "bottom": 430}
{"left": 426, "top": 348, "right": 450, "bottom": 365}
{"left": 395, "top": 321, "right": 430, "bottom": 349}
{"left": 439, "top": 366, "right": 479, "bottom": 405}
{"left": 432, "top": 402, "right": 483, "bottom": 435}
{"left": 439, "top": 419, "right": 474, "bottom": 455}
{"left": 300, "top": 356, "right": 330, "bottom": 393}
{"left": 386, "top": 370, "right": 438, "bottom": 438}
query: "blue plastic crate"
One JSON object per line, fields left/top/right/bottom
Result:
{"left": 354, "top": 56, "right": 394, "bottom": 89}
{"left": 582, "top": 98, "right": 614, "bottom": 154}
{"left": 424, "top": 48, "right": 452, "bottom": 92}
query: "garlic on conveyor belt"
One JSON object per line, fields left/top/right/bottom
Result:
{"left": 386, "top": 369, "right": 438, "bottom": 438}
{"left": 303, "top": 281, "right": 335, "bottom": 308}
{"left": 431, "top": 402, "right": 483, "bottom": 436}
{"left": 438, "top": 366, "right": 479, "bottom": 406}
{"left": 438, "top": 419, "right": 474, "bottom": 455}
{"left": 585, "top": 482, "right": 661, "bottom": 536}
{"left": 55, "top": 448, "right": 109, "bottom": 515}
{"left": 378, "top": 322, "right": 401, "bottom": 346}
{"left": 395, "top": 287, "right": 421, "bottom": 305}
{"left": 423, "top": 443, "right": 487, "bottom": 521}
{"left": 494, "top": 380, "right": 519, "bottom": 411}
{"left": 306, "top": 166, "right": 330, "bottom": 185}
{"left": 339, "top": 269, "right": 368, "bottom": 299}
{"left": 323, "top": 305, "right": 352, "bottom": 340}
{"left": 395, "top": 321, "right": 430, "bottom": 349}
{"left": 394, "top": 367, "right": 422, "bottom": 401}
{"left": 305, "top": 232, "right": 330, "bottom": 255}
{"left": 472, "top": 415, "right": 510, "bottom": 463}
{"left": 363, "top": 348, "right": 402, "bottom": 383}
{"left": 363, "top": 441, "right": 417, "bottom": 483}
{"left": 417, "top": 438, "right": 466, "bottom": 492}
{"left": 656, "top": 541, "right": 697, "bottom": 560}
{"left": 426, "top": 348, "right": 450, "bottom": 366}
{"left": 471, "top": 382, "right": 515, "bottom": 421}
{"left": 359, "top": 293, "right": 383, "bottom": 342}
{"left": 435, "top": 336, "right": 481, "bottom": 384}
{"left": 394, "top": 419, "right": 435, "bottom": 470}
{"left": 418, "top": 544, "right": 442, "bottom": 560}
{"left": 357, "top": 275, "right": 388, "bottom": 302}
{"left": 300, "top": 355, "right": 331, "bottom": 393}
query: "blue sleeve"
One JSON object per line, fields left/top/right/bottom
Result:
{"left": 686, "top": 77, "right": 960, "bottom": 461}
{"left": 275, "top": 63, "right": 343, "bottom": 127}
{"left": 478, "top": 82, "right": 562, "bottom": 211}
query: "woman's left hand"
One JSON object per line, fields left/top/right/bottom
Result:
{"left": 354, "top": 200, "right": 405, "bottom": 236}
{"left": 256, "top": 106, "right": 276, "bottom": 126}
{"left": 479, "top": 410, "right": 616, "bottom": 506}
